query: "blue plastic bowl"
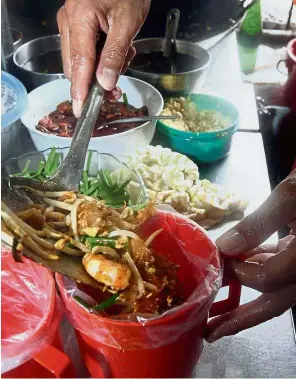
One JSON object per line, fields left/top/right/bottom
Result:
{"left": 1, "top": 71, "right": 28, "bottom": 128}
{"left": 157, "top": 94, "right": 239, "bottom": 163}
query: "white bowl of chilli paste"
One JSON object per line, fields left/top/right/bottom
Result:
{"left": 37, "top": 97, "right": 148, "bottom": 138}
{"left": 21, "top": 76, "right": 164, "bottom": 157}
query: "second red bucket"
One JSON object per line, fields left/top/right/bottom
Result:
{"left": 1, "top": 245, "right": 74, "bottom": 378}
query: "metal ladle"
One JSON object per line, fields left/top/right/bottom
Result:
{"left": 101, "top": 114, "right": 178, "bottom": 126}
{"left": 163, "top": 8, "right": 180, "bottom": 74}
{"left": 10, "top": 80, "right": 105, "bottom": 192}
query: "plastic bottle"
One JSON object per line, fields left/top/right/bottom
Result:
{"left": 237, "top": 0, "right": 262, "bottom": 74}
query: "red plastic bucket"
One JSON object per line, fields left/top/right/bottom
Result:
{"left": 57, "top": 211, "right": 241, "bottom": 378}
{"left": 1, "top": 245, "right": 74, "bottom": 378}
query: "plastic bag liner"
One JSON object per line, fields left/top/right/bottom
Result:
{"left": 1, "top": 245, "right": 63, "bottom": 374}
{"left": 56, "top": 210, "right": 222, "bottom": 350}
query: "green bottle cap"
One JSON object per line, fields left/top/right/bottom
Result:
{"left": 240, "top": 0, "right": 262, "bottom": 36}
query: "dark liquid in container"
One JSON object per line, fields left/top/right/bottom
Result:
{"left": 21, "top": 50, "right": 63, "bottom": 74}
{"left": 129, "top": 51, "right": 200, "bottom": 74}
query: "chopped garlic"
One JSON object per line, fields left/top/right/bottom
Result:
{"left": 161, "top": 97, "right": 232, "bottom": 133}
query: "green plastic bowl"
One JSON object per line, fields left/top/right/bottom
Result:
{"left": 156, "top": 94, "right": 239, "bottom": 163}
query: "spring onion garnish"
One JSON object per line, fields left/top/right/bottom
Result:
{"left": 47, "top": 153, "right": 60, "bottom": 176}
{"left": 11, "top": 148, "right": 132, "bottom": 207}
{"left": 44, "top": 147, "right": 57, "bottom": 175}
{"left": 30, "top": 161, "right": 45, "bottom": 179}
{"left": 92, "top": 293, "right": 119, "bottom": 311}
{"left": 74, "top": 293, "right": 119, "bottom": 312}
{"left": 12, "top": 160, "right": 31, "bottom": 177}
{"left": 123, "top": 93, "right": 128, "bottom": 107}
{"left": 82, "top": 236, "right": 128, "bottom": 250}
{"left": 86, "top": 150, "right": 93, "bottom": 173}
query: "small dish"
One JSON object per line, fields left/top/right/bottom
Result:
{"left": 20, "top": 76, "right": 163, "bottom": 158}
{"left": 156, "top": 93, "right": 239, "bottom": 163}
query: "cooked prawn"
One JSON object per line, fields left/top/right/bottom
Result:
{"left": 82, "top": 254, "right": 132, "bottom": 290}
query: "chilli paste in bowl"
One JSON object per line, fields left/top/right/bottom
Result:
{"left": 36, "top": 94, "right": 148, "bottom": 138}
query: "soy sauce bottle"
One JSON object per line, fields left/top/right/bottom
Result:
{"left": 237, "top": 0, "right": 262, "bottom": 74}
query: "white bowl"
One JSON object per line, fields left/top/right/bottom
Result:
{"left": 21, "top": 76, "right": 163, "bottom": 157}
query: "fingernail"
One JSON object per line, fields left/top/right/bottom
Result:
{"left": 72, "top": 99, "right": 83, "bottom": 118}
{"left": 216, "top": 230, "right": 245, "bottom": 253}
{"left": 98, "top": 68, "right": 118, "bottom": 91}
{"left": 112, "top": 87, "right": 122, "bottom": 100}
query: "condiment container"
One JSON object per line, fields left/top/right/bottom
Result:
{"left": 157, "top": 93, "right": 239, "bottom": 163}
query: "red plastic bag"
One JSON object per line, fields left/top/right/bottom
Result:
{"left": 1, "top": 245, "right": 63, "bottom": 374}
{"left": 57, "top": 210, "right": 222, "bottom": 350}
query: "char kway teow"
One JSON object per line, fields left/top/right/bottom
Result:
{"left": 1, "top": 153, "right": 183, "bottom": 318}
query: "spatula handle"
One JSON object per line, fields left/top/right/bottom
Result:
{"left": 51, "top": 80, "right": 104, "bottom": 190}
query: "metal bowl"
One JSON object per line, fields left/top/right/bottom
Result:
{"left": 20, "top": 76, "right": 163, "bottom": 157}
{"left": 13, "top": 34, "right": 64, "bottom": 91}
{"left": 127, "top": 38, "right": 210, "bottom": 96}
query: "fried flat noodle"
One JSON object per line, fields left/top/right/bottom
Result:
{"left": 6, "top": 238, "right": 100, "bottom": 287}
{"left": 1, "top": 178, "right": 41, "bottom": 213}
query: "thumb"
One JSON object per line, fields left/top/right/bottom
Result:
{"left": 216, "top": 173, "right": 296, "bottom": 254}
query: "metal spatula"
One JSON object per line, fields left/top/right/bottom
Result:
{"left": 10, "top": 80, "right": 105, "bottom": 192}
{"left": 101, "top": 114, "right": 178, "bottom": 126}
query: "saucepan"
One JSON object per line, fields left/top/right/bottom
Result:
{"left": 127, "top": 38, "right": 211, "bottom": 96}
{"left": 127, "top": 2, "right": 261, "bottom": 96}
{"left": 13, "top": 34, "right": 64, "bottom": 91}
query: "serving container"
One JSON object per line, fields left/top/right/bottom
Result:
{"left": 2, "top": 147, "right": 148, "bottom": 206}
{"left": 157, "top": 93, "right": 239, "bottom": 163}
{"left": 20, "top": 76, "right": 163, "bottom": 157}
{"left": 127, "top": 38, "right": 210, "bottom": 96}
{"left": 12, "top": 34, "right": 63, "bottom": 91}
{"left": 56, "top": 210, "right": 241, "bottom": 378}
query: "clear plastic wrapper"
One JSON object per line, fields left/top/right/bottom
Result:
{"left": 1, "top": 245, "right": 63, "bottom": 374}
{"left": 57, "top": 210, "right": 222, "bottom": 350}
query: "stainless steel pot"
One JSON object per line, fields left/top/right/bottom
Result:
{"left": 13, "top": 34, "right": 64, "bottom": 91}
{"left": 127, "top": 38, "right": 210, "bottom": 96}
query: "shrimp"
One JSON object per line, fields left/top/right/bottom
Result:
{"left": 82, "top": 254, "right": 132, "bottom": 290}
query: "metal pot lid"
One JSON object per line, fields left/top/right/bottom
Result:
{"left": 1, "top": 71, "right": 28, "bottom": 129}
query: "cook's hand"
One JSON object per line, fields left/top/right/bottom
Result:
{"left": 206, "top": 170, "right": 296, "bottom": 342}
{"left": 57, "top": 0, "right": 151, "bottom": 117}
